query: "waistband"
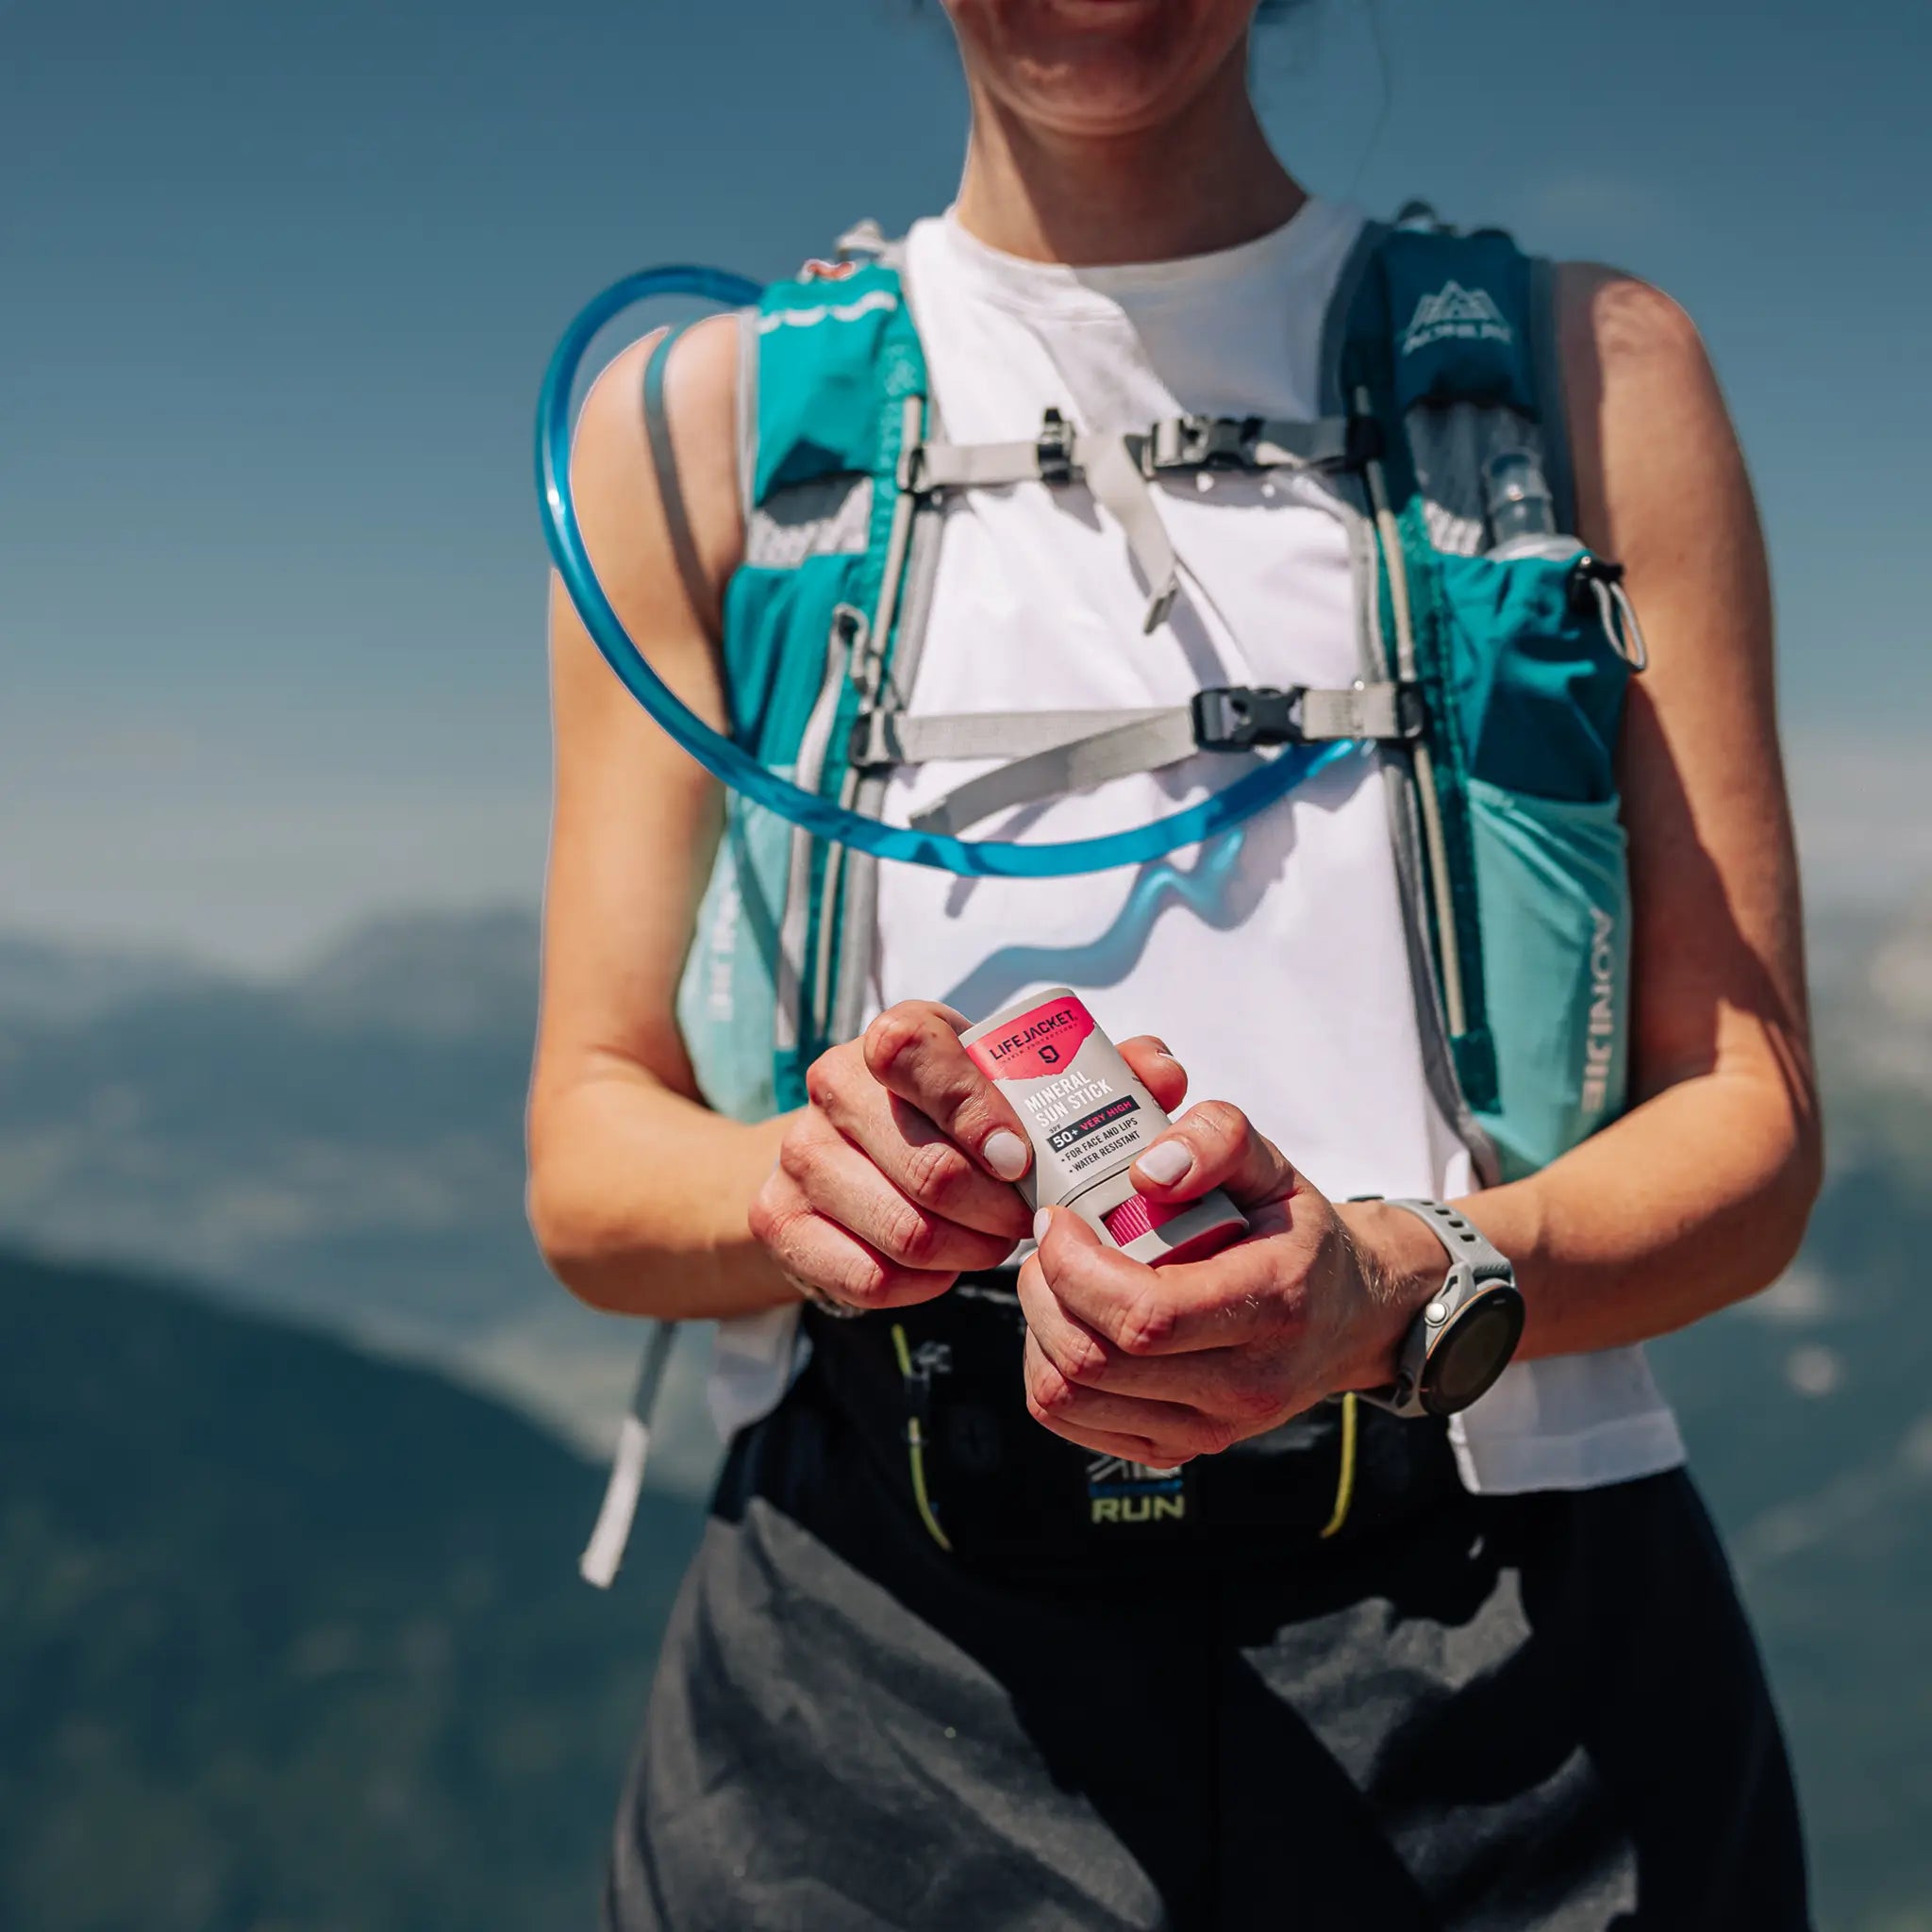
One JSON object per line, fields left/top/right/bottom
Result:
{"left": 726, "top": 1274, "right": 1464, "bottom": 1579}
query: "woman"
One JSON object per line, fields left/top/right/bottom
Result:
{"left": 530, "top": 2, "right": 1820, "bottom": 1925}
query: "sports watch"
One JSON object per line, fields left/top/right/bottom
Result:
{"left": 1353, "top": 1198, "right": 1524, "bottom": 1420}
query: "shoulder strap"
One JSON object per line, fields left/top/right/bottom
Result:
{"left": 1524, "top": 254, "right": 1575, "bottom": 535}
{"left": 1358, "top": 225, "right": 1541, "bottom": 417}
{"left": 641, "top": 325, "right": 721, "bottom": 638}
{"left": 1327, "top": 222, "right": 1571, "bottom": 525}
{"left": 1330, "top": 221, "right": 1561, "bottom": 1121}
{"left": 737, "top": 240, "right": 932, "bottom": 1094}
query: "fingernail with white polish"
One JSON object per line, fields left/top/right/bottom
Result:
{"left": 1033, "top": 1208, "right": 1053, "bottom": 1243}
{"left": 1137, "top": 1141, "right": 1192, "bottom": 1187}
{"left": 984, "top": 1129, "right": 1030, "bottom": 1182}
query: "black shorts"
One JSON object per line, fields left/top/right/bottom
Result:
{"left": 607, "top": 1288, "right": 1809, "bottom": 1931}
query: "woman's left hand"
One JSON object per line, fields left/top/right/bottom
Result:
{"left": 1017, "top": 1104, "right": 1443, "bottom": 1466}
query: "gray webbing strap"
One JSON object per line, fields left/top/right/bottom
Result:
{"left": 852, "top": 706, "right": 1174, "bottom": 767}
{"left": 834, "top": 217, "right": 889, "bottom": 261}
{"left": 907, "top": 415, "right": 1358, "bottom": 492}
{"left": 1299, "top": 685, "right": 1412, "bottom": 741}
{"left": 899, "top": 682, "right": 1414, "bottom": 837}
{"left": 909, "top": 709, "right": 1197, "bottom": 838}
{"left": 906, "top": 413, "right": 1360, "bottom": 634}
{"left": 1128, "top": 415, "right": 1357, "bottom": 474}
{"left": 907, "top": 440, "right": 1049, "bottom": 490}
{"left": 908, "top": 430, "right": 1180, "bottom": 630}
{"left": 579, "top": 1319, "right": 678, "bottom": 1589}
{"left": 1082, "top": 432, "right": 1180, "bottom": 631}
{"left": 641, "top": 326, "right": 719, "bottom": 638}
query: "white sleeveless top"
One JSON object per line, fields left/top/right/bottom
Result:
{"left": 714, "top": 199, "right": 1684, "bottom": 1495}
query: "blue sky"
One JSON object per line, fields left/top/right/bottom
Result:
{"left": 5, "top": 0, "right": 1929, "bottom": 967}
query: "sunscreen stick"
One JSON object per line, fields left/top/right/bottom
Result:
{"left": 960, "top": 989, "right": 1247, "bottom": 1267}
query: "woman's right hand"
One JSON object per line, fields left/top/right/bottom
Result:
{"left": 750, "top": 1000, "right": 1189, "bottom": 1313}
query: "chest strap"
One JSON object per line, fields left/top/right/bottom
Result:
{"left": 905, "top": 410, "right": 1373, "bottom": 634}
{"left": 851, "top": 681, "right": 1423, "bottom": 839}
{"left": 904, "top": 411, "right": 1367, "bottom": 491}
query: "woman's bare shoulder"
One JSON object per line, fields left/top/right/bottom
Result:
{"left": 568, "top": 309, "right": 746, "bottom": 626}
{"left": 1556, "top": 262, "right": 1705, "bottom": 364}
{"left": 1551, "top": 261, "right": 1743, "bottom": 565}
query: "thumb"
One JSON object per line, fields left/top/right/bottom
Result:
{"left": 1032, "top": 1202, "right": 1105, "bottom": 1259}
{"left": 1129, "top": 1100, "right": 1298, "bottom": 1211}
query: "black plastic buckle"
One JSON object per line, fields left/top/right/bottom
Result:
{"left": 1191, "top": 686, "right": 1305, "bottom": 750}
{"left": 1036, "top": 408, "right": 1075, "bottom": 485}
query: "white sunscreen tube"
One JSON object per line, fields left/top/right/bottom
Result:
{"left": 960, "top": 988, "right": 1248, "bottom": 1267}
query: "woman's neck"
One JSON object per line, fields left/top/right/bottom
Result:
{"left": 952, "top": 43, "right": 1305, "bottom": 268}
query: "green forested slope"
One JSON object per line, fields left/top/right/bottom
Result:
{"left": 0, "top": 1250, "right": 705, "bottom": 1932}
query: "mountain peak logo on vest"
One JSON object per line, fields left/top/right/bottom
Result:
{"left": 1401, "top": 281, "right": 1513, "bottom": 357}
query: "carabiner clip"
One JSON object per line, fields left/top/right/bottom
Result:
{"left": 1568, "top": 554, "right": 1650, "bottom": 673}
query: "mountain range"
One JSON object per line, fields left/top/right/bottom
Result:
{"left": 3, "top": 901, "right": 1931, "bottom": 1927}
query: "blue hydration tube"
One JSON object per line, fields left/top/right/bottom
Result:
{"left": 536, "top": 267, "right": 1347, "bottom": 878}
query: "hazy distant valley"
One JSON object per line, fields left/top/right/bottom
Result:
{"left": 0, "top": 911, "right": 723, "bottom": 1486}
{"left": 4, "top": 900, "right": 1931, "bottom": 1927}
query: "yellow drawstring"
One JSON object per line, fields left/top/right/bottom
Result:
{"left": 1319, "top": 1393, "right": 1359, "bottom": 1540}
{"left": 891, "top": 1323, "right": 953, "bottom": 1553}
{"left": 890, "top": 1321, "right": 1353, "bottom": 1551}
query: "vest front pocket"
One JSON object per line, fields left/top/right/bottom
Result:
{"left": 675, "top": 797, "right": 795, "bottom": 1124}
{"left": 1417, "top": 545, "right": 1640, "bottom": 1170}
{"left": 1437, "top": 546, "right": 1632, "bottom": 808}
{"left": 1466, "top": 778, "right": 1631, "bottom": 1179}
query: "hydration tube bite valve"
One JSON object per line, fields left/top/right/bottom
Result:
{"left": 536, "top": 266, "right": 1345, "bottom": 879}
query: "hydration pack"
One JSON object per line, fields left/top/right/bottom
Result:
{"left": 580, "top": 207, "right": 1647, "bottom": 1585}
{"left": 665, "top": 208, "right": 1642, "bottom": 1185}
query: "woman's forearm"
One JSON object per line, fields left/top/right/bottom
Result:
{"left": 528, "top": 1062, "right": 797, "bottom": 1320}
{"left": 1443, "top": 1059, "right": 1822, "bottom": 1362}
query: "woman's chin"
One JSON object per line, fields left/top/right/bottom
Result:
{"left": 952, "top": 0, "right": 1247, "bottom": 130}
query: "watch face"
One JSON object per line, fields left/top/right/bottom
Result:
{"left": 1424, "top": 1288, "right": 1525, "bottom": 1414}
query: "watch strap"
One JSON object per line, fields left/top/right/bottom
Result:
{"left": 1353, "top": 1197, "right": 1518, "bottom": 1419}
{"left": 1380, "top": 1198, "right": 1515, "bottom": 1289}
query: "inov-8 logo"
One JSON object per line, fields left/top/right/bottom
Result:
{"left": 1580, "top": 906, "right": 1618, "bottom": 1115}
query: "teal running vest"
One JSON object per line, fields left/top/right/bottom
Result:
{"left": 668, "top": 213, "right": 1644, "bottom": 1188}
